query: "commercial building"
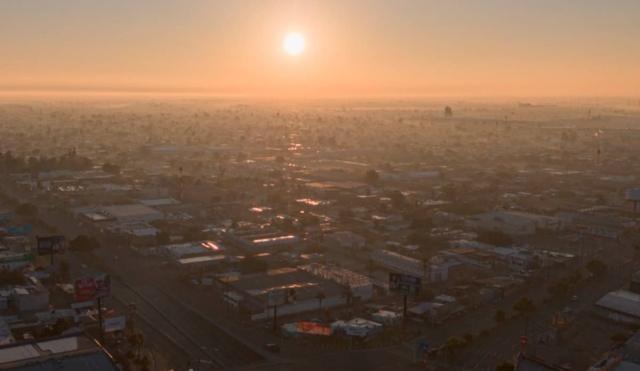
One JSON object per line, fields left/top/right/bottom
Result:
{"left": 324, "top": 231, "right": 366, "bottom": 250}
{"left": 370, "top": 250, "right": 453, "bottom": 283}
{"left": 224, "top": 228, "right": 303, "bottom": 253}
{"left": 161, "top": 240, "right": 226, "bottom": 261}
{"left": 78, "top": 204, "right": 163, "bottom": 225}
{"left": 594, "top": 290, "right": 640, "bottom": 324}
{"left": 221, "top": 267, "right": 350, "bottom": 321}
{"left": 466, "top": 211, "right": 563, "bottom": 235}
{"left": 589, "top": 331, "right": 640, "bottom": 371}
{"left": 298, "top": 263, "right": 373, "bottom": 300}
{"left": 12, "top": 277, "right": 50, "bottom": 312}
{"left": 0, "top": 333, "right": 119, "bottom": 370}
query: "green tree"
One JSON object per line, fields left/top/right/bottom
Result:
{"left": 494, "top": 309, "right": 506, "bottom": 323}
{"left": 462, "top": 332, "right": 474, "bottom": 344}
{"left": 586, "top": 259, "right": 607, "bottom": 277}
{"left": 547, "top": 281, "right": 570, "bottom": 298}
{"left": 512, "top": 297, "right": 535, "bottom": 314}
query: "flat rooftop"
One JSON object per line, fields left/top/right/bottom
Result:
{"left": 0, "top": 334, "right": 118, "bottom": 370}
{"left": 229, "top": 267, "right": 346, "bottom": 303}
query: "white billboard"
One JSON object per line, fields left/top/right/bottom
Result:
{"left": 268, "top": 289, "right": 287, "bottom": 306}
{"left": 104, "top": 316, "right": 126, "bottom": 333}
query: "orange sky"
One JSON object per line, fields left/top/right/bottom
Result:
{"left": 1, "top": 1, "right": 639, "bottom": 97}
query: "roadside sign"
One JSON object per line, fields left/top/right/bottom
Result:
{"left": 268, "top": 289, "right": 287, "bottom": 306}
{"left": 389, "top": 273, "right": 422, "bottom": 296}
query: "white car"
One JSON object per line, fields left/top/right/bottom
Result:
{"left": 571, "top": 295, "right": 578, "bottom": 301}
{"left": 80, "top": 264, "right": 88, "bottom": 269}
{"left": 563, "top": 307, "right": 572, "bottom": 313}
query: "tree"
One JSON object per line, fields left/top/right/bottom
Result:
{"left": 494, "top": 309, "right": 506, "bottom": 323}
{"left": 324, "top": 306, "right": 333, "bottom": 322}
{"left": 443, "top": 336, "right": 465, "bottom": 361}
{"left": 365, "top": 170, "right": 379, "bottom": 184}
{"left": 16, "top": 202, "right": 38, "bottom": 218}
{"left": 316, "top": 291, "right": 326, "bottom": 311}
{"left": 101, "top": 163, "right": 121, "bottom": 175}
{"left": 496, "top": 362, "right": 515, "bottom": 371}
{"left": 133, "top": 355, "right": 151, "bottom": 371}
{"left": 390, "top": 191, "right": 405, "bottom": 210}
{"left": 512, "top": 297, "right": 535, "bottom": 314}
{"left": 586, "top": 259, "right": 607, "bottom": 277}
{"left": 127, "top": 332, "right": 145, "bottom": 357}
{"left": 59, "top": 260, "right": 70, "bottom": 280}
{"left": 444, "top": 106, "right": 453, "bottom": 117}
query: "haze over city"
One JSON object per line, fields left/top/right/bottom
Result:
{"left": 1, "top": 2, "right": 640, "bottom": 371}
{"left": 1, "top": 0, "right": 640, "bottom": 97}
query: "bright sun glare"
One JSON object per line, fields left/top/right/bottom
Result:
{"left": 283, "top": 33, "right": 305, "bottom": 56}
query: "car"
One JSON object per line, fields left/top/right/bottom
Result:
{"left": 571, "top": 295, "right": 578, "bottom": 301}
{"left": 563, "top": 307, "right": 572, "bottom": 313}
{"left": 264, "top": 343, "right": 281, "bottom": 353}
{"left": 80, "top": 264, "right": 88, "bottom": 269}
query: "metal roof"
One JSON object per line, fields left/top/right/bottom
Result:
{"left": 595, "top": 290, "right": 640, "bottom": 318}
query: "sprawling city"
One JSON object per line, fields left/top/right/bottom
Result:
{"left": 1, "top": 2, "right": 640, "bottom": 371}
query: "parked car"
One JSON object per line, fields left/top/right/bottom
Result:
{"left": 563, "top": 307, "right": 572, "bottom": 313}
{"left": 264, "top": 343, "right": 281, "bottom": 353}
{"left": 571, "top": 295, "right": 578, "bottom": 301}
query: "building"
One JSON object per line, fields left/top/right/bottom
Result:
{"left": 177, "top": 255, "right": 228, "bottom": 272}
{"left": 224, "top": 228, "right": 303, "bottom": 253}
{"left": 78, "top": 204, "right": 163, "bottom": 225}
{"left": 161, "top": 240, "right": 226, "bottom": 261}
{"left": 0, "top": 317, "right": 15, "bottom": 346}
{"left": 0, "top": 333, "right": 119, "bottom": 370}
{"left": 466, "top": 211, "right": 563, "bottom": 235}
{"left": 324, "top": 231, "right": 366, "bottom": 250}
{"left": 594, "top": 290, "right": 640, "bottom": 324}
{"left": 370, "top": 250, "right": 452, "bottom": 282}
{"left": 589, "top": 331, "right": 640, "bottom": 371}
{"left": 298, "top": 264, "right": 373, "bottom": 300}
{"left": 371, "top": 310, "right": 402, "bottom": 325}
{"left": 630, "top": 271, "right": 640, "bottom": 295}
{"left": 13, "top": 277, "right": 50, "bottom": 312}
{"left": 220, "top": 267, "right": 350, "bottom": 321}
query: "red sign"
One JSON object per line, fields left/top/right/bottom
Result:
{"left": 74, "top": 274, "right": 110, "bottom": 302}
{"left": 520, "top": 336, "right": 528, "bottom": 345}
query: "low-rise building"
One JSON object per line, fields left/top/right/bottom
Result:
{"left": 370, "top": 250, "right": 452, "bottom": 283}
{"left": 324, "top": 231, "right": 366, "bottom": 250}
{"left": 466, "top": 211, "right": 563, "bottom": 235}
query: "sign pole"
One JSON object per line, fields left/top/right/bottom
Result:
{"left": 403, "top": 294, "right": 407, "bottom": 331}
{"left": 272, "top": 305, "right": 278, "bottom": 332}
{"left": 98, "top": 297, "right": 104, "bottom": 344}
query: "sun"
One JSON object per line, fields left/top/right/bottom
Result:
{"left": 283, "top": 33, "right": 305, "bottom": 56}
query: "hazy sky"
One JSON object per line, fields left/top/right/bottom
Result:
{"left": 1, "top": 0, "right": 639, "bottom": 97}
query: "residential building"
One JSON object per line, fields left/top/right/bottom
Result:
{"left": 466, "top": 211, "right": 563, "bottom": 235}
{"left": 324, "top": 231, "right": 366, "bottom": 250}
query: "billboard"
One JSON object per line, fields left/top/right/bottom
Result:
{"left": 37, "top": 235, "right": 66, "bottom": 255}
{"left": 104, "top": 316, "right": 126, "bottom": 333}
{"left": 626, "top": 189, "right": 640, "bottom": 202}
{"left": 296, "top": 322, "right": 331, "bottom": 336}
{"left": 74, "top": 274, "right": 111, "bottom": 302}
{"left": 389, "top": 273, "right": 422, "bottom": 296}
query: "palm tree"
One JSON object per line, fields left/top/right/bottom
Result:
{"left": 316, "top": 291, "right": 326, "bottom": 311}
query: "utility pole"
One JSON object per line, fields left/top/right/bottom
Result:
{"left": 272, "top": 305, "right": 278, "bottom": 332}
{"left": 403, "top": 294, "right": 407, "bottom": 331}
{"left": 97, "top": 297, "right": 104, "bottom": 345}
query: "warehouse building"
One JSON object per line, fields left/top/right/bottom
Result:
{"left": 594, "top": 290, "right": 640, "bottom": 324}
{"left": 220, "top": 267, "right": 350, "bottom": 321}
{"left": 466, "top": 211, "right": 562, "bottom": 235}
